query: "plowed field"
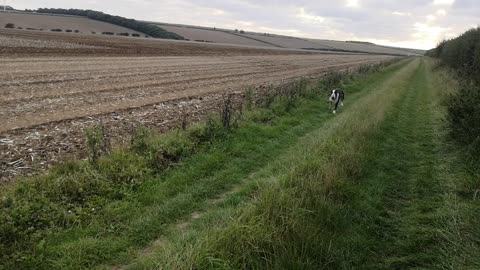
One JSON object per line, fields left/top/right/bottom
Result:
{"left": 0, "top": 31, "right": 395, "bottom": 180}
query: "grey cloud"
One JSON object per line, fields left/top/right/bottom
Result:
{"left": 11, "top": 0, "right": 480, "bottom": 49}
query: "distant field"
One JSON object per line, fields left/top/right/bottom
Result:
{"left": 157, "top": 24, "right": 276, "bottom": 47}
{"left": 149, "top": 22, "right": 423, "bottom": 56}
{"left": 0, "top": 12, "right": 424, "bottom": 55}
{"left": 241, "top": 33, "right": 332, "bottom": 50}
{"left": 306, "top": 38, "right": 419, "bottom": 55}
{"left": 0, "top": 29, "right": 327, "bottom": 57}
{"left": 0, "top": 12, "right": 145, "bottom": 36}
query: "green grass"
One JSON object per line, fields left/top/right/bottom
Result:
{"left": 0, "top": 59, "right": 409, "bottom": 269}
{"left": 120, "top": 59, "right": 421, "bottom": 269}
{"left": 120, "top": 58, "right": 480, "bottom": 270}
{"left": 5, "top": 57, "right": 478, "bottom": 270}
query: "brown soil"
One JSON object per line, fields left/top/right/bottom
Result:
{"left": 0, "top": 29, "right": 324, "bottom": 57}
{"left": 0, "top": 29, "right": 395, "bottom": 181}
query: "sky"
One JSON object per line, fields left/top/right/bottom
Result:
{"left": 6, "top": 0, "right": 480, "bottom": 50}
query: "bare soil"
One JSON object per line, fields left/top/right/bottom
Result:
{"left": 0, "top": 29, "right": 323, "bottom": 57}
{"left": 0, "top": 29, "right": 394, "bottom": 181}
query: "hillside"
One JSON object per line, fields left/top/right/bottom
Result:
{"left": 1, "top": 8, "right": 423, "bottom": 55}
{"left": 151, "top": 22, "right": 424, "bottom": 56}
{"left": 0, "top": 12, "right": 146, "bottom": 36}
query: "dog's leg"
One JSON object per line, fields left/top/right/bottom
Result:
{"left": 334, "top": 100, "right": 339, "bottom": 114}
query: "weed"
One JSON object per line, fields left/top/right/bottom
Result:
{"left": 85, "top": 122, "right": 110, "bottom": 165}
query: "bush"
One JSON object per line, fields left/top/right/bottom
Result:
{"left": 117, "top": 32, "right": 129, "bottom": 36}
{"left": 427, "top": 27, "right": 480, "bottom": 84}
{"left": 4, "top": 23, "right": 15, "bottom": 29}
{"left": 446, "top": 84, "right": 480, "bottom": 156}
{"left": 428, "top": 27, "right": 480, "bottom": 165}
{"left": 102, "top": 31, "right": 114, "bottom": 35}
{"left": 50, "top": 29, "right": 62, "bottom": 32}
{"left": 132, "top": 33, "right": 140, "bottom": 37}
{"left": 85, "top": 124, "right": 110, "bottom": 165}
{"left": 130, "top": 126, "right": 196, "bottom": 172}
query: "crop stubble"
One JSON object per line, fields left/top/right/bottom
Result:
{"left": 0, "top": 32, "right": 394, "bottom": 181}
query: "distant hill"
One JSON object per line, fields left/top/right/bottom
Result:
{"left": 1, "top": 6, "right": 424, "bottom": 55}
{"left": 0, "top": 5, "right": 14, "bottom": 11}
{"left": 1, "top": 12, "right": 147, "bottom": 36}
{"left": 346, "top": 41, "right": 375, "bottom": 45}
{"left": 35, "top": 8, "right": 184, "bottom": 40}
{"left": 1, "top": 8, "right": 184, "bottom": 40}
{"left": 149, "top": 21, "right": 424, "bottom": 56}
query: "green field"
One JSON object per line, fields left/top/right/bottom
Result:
{"left": 2, "top": 58, "right": 479, "bottom": 269}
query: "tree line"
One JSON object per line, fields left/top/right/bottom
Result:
{"left": 35, "top": 8, "right": 184, "bottom": 40}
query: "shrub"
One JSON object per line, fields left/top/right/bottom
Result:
{"left": 428, "top": 27, "right": 480, "bottom": 166}
{"left": 446, "top": 84, "right": 480, "bottom": 156}
{"left": 102, "top": 31, "right": 114, "bottom": 35}
{"left": 130, "top": 125, "right": 200, "bottom": 172}
{"left": 85, "top": 124, "right": 110, "bottom": 165}
{"left": 187, "top": 119, "right": 224, "bottom": 145}
{"left": 4, "top": 23, "right": 15, "bottom": 29}
{"left": 132, "top": 33, "right": 140, "bottom": 37}
{"left": 427, "top": 27, "right": 480, "bottom": 84}
{"left": 220, "top": 94, "right": 235, "bottom": 129}
{"left": 66, "top": 29, "right": 72, "bottom": 32}
{"left": 117, "top": 32, "right": 129, "bottom": 36}
{"left": 50, "top": 29, "right": 62, "bottom": 32}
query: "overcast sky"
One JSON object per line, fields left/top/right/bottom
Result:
{"left": 7, "top": 0, "right": 479, "bottom": 49}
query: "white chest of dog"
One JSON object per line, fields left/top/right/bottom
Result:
{"left": 329, "top": 89, "right": 345, "bottom": 114}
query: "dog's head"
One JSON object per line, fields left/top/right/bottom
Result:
{"left": 329, "top": 90, "right": 337, "bottom": 102}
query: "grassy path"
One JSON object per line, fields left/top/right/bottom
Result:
{"left": 361, "top": 59, "right": 480, "bottom": 269}
{"left": 360, "top": 59, "right": 447, "bottom": 268}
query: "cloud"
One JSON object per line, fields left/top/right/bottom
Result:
{"left": 392, "top": 11, "right": 413, "bottom": 16}
{"left": 8, "top": 0, "right": 479, "bottom": 50}
{"left": 433, "top": 0, "right": 455, "bottom": 5}
{"left": 436, "top": 9, "right": 447, "bottom": 15}
{"left": 297, "top": 8, "right": 326, "bottom": 24}
{"left": 346, "top": 0, "right": 360, "bottom": 8}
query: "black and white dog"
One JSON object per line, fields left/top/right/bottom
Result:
{"left": 329, "top": 89, "right": 345, "bottom": 114}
